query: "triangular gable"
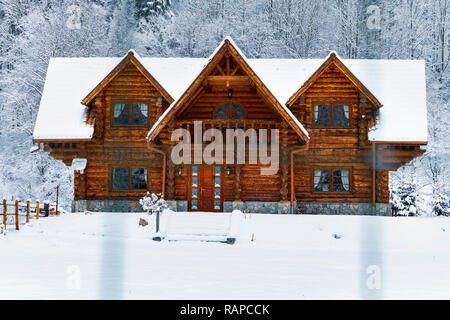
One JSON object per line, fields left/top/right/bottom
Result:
{"left": 147, "top": 37, "right": 309, "bottom": 143}
{"left": 286, "top": 52, "right": 382, "bottom": 108}
{"left": 81, "top": 50, "right": 174, "bottom": 106}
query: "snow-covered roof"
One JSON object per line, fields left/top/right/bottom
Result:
{"left": 33, "top": 55, "right": 207, "bottom": 140}
{"left": 147, "top": 36, "right": 310, "bottom": 141}
{"left": 34, "top": 39, "right": 428, "bottom": 143}
{"left": 250, "top": 57, "right": 428, "bottom": 142}
{"left": 344, "top": 59, "right": 428, "bottom": 142}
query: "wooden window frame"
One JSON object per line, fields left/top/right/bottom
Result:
{"left": 312, "top": 100, "right": 353, "bottom": 129}
{"left": 312, "top": 167, "right": 352, "bottom": 194}
{"left": 110, "top": 100, "right": 150, "bottom": 127}
{"left": 110, "top": 166, "right": 149, "bottom": 192}
{"left": 213, "top": 101, "right": 247, "bottom": 120}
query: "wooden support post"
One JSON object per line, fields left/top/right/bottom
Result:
{"left": 372, "top": 142, "right": 376, "bottom": 207}
{"left": 56, "top": 185, "right": 59, "bottom": 215}
{"left": 15, "top": 200, "right": 19, "bottom": 230}
{"left": 166, "top": 144, "right": 175, "bottom": 201}
{"left": 36, "top": 200, "right": 40, "bottom": 220}
{"left": 167, "top": 159, "right": 175, "bottom": 200}
{"left": 234, "top": 165, "right": 241, "bottom": 201}
{"left": 3, "top": 199, "right": 6, "bottom": 227}
{"left": 44, "top": 201, "right": 49, "bottom": 217}
{"left": 26, "top": 200, "right": 30, "bottom": 223}
{"left": 279, "top": 123, "right": 289, "bottom": 202}
{"left": 94, "top": 94, "right": 104, "bottom": 143}
{"left": 156, "top": 96, "right": 163, "bottom": 118}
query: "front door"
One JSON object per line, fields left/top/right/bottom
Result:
{"left": 189, "top": 165, "right": 223, "bottom": 211}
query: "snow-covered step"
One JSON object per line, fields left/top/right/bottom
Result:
{"left": 165, "top": 234, "right": 229, "bottom": 243}
{"left": 156, "top": 210, "right": 243, "bottom": 244}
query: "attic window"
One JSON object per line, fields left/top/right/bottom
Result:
{"left": 314, "top": 104, "right": 349, "bottom": 127}
{"left": 214, "top": 102, "right": 245, "bottom": 130}
{"left": 215, "top": 102, "right": 245, "bottom": 120}
{"left": 113, "top": 103, "right": 148, "bottom": 125}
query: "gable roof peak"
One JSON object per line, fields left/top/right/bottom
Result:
{"left": 126, "top": 49, "right": 136, "bottom": 57}
{"left": 146, "top": 35, "right": 310, "bottom": 142}
{"left": 327, "top": 50, "right": 338, "bottom": 58}
{"left": 208, "top": 36, "right": 248, "bottom": 62}
{"left": 286, "top": 50, "right": 382, "bottom": 108}
{"left": 81, "top": 48, "right": 173, "bottom": 105}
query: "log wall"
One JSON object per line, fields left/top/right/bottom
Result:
{"left": 291, "top": 64, "right": 382, "bottom": 203}
{"left": 43, "top": 58, "right": 424, "bottom": 207}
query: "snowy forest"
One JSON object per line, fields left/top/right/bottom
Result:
{"left": 0, "top": 0, "right": 449, "bottom": 215}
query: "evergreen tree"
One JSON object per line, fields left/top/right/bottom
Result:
{"left": 390, "top": 165, "right": 424, "bottom": 216}
{"left": 136, "top": 0, "right": 173, "bottom": 20}
{"left": 431, "top": 192, "right": 450, "bottom": 216}
{"left": 390, "top": 181, "right": 423, "bottom": 216}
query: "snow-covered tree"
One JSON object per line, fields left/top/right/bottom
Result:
{"left": 139, "top": 192, "right": 168, "bottom": 215}
{"left": 137, "top": 0, "right": 173, "bottom": 20}
{"left": 391, "top": 182, "right": 422, "bottom": 216}
{"left": 390, "top": 166, "right": 424, "bottom": 216}
{"left": 0, "top": 0, "right": 108, "bottom": 207}
{"left": 431, "top": 193, "right": 450, "bottom": 216}
{"left": 107, "top": 0, "right": 137, "bottom": 56}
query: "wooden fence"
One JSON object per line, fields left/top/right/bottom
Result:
{"left": 2, "top": 199, "right": 60, "bottom": 231}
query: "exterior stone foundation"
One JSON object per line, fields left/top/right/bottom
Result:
{"left": 72, "top": 200, "right": 189, "bottom": 213}
{"left": 223, "top": 201, "right": 291, "bottom": 214}
{"left": 72, "top": 200, "right": 391, "bottom": 216}
{"left": 297, "top": 202, "right": 391, "bottom": 216}
{"left": 72, "top": 199, "right": 289, "bottom": 214}
{"left": 72, "top": 200, "right": 144, "bottom": 212}
{"left": 166, "top": 200, "right": 188, "bottom": 212}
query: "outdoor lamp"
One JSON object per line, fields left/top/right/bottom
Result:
{"left": 178, "top": 165, "right": 183, "bottom": 176}
{"left": 226, "top": 165, "right": 231, "bottom": 176}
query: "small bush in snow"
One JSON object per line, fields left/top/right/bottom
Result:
{"left": 390, "top": 181, "right": 423, "bottom": 216}
{"left": 139, "top": 192, "right": 168, "bottom": 215}
{"left": 431, "top": 193, "right": 450, "bottom": 216}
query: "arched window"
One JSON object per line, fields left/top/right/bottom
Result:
{"left": 214, "top": 102, "right": 245, "bottom": 120}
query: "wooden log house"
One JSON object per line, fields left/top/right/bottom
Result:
{"left": 33, "top": 37, "right": 427, "bottom": 214}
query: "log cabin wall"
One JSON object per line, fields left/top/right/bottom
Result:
{"left": 168, "top": 83, "right": 302, "bottom": 204}
{"left": 48, "top": 61, "right": 169, "bottom": 201}
{"left": 290, "top": 62, "right": 385, "bottom": 204}
{"left": 41, "top": 55, "right": 425, "bottom": 213}
{"left": 154, "top": 48, "right": 304, "bottom": 207}
{"left": 83, "top": 61, "right": 168, "bottom": 200}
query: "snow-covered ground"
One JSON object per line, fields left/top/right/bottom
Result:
{"left": 0, "top": 211, "right": 449, "bottom": 299}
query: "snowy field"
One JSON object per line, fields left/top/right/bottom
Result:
{"left": 0, "top": 211, "right": 449, "bottom": 300}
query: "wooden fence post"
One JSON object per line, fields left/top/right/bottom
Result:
{"left": 26, "top": 200, "right": 30, "bottom": 223}
{"left": 36, "top": 200, "right": 39, "bottom": 220}
{"left": 2, "top": 199, "right": 6, "bottom": 227}
{"left": 15, "top": 200, "right": 19, "bottom": 230}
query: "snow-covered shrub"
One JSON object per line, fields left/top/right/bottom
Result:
{"left": 431, "top": 193, "right": 450, "bottom": 216}
{"left": 139, "top": 192, "right": 168, "bottom": 215}
{"left": 390, "top": 182, "right": 424, "bottom": 216}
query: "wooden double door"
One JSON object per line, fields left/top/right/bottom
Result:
{"left": 189, "top": 165, "right": 223, "bottom": 212}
